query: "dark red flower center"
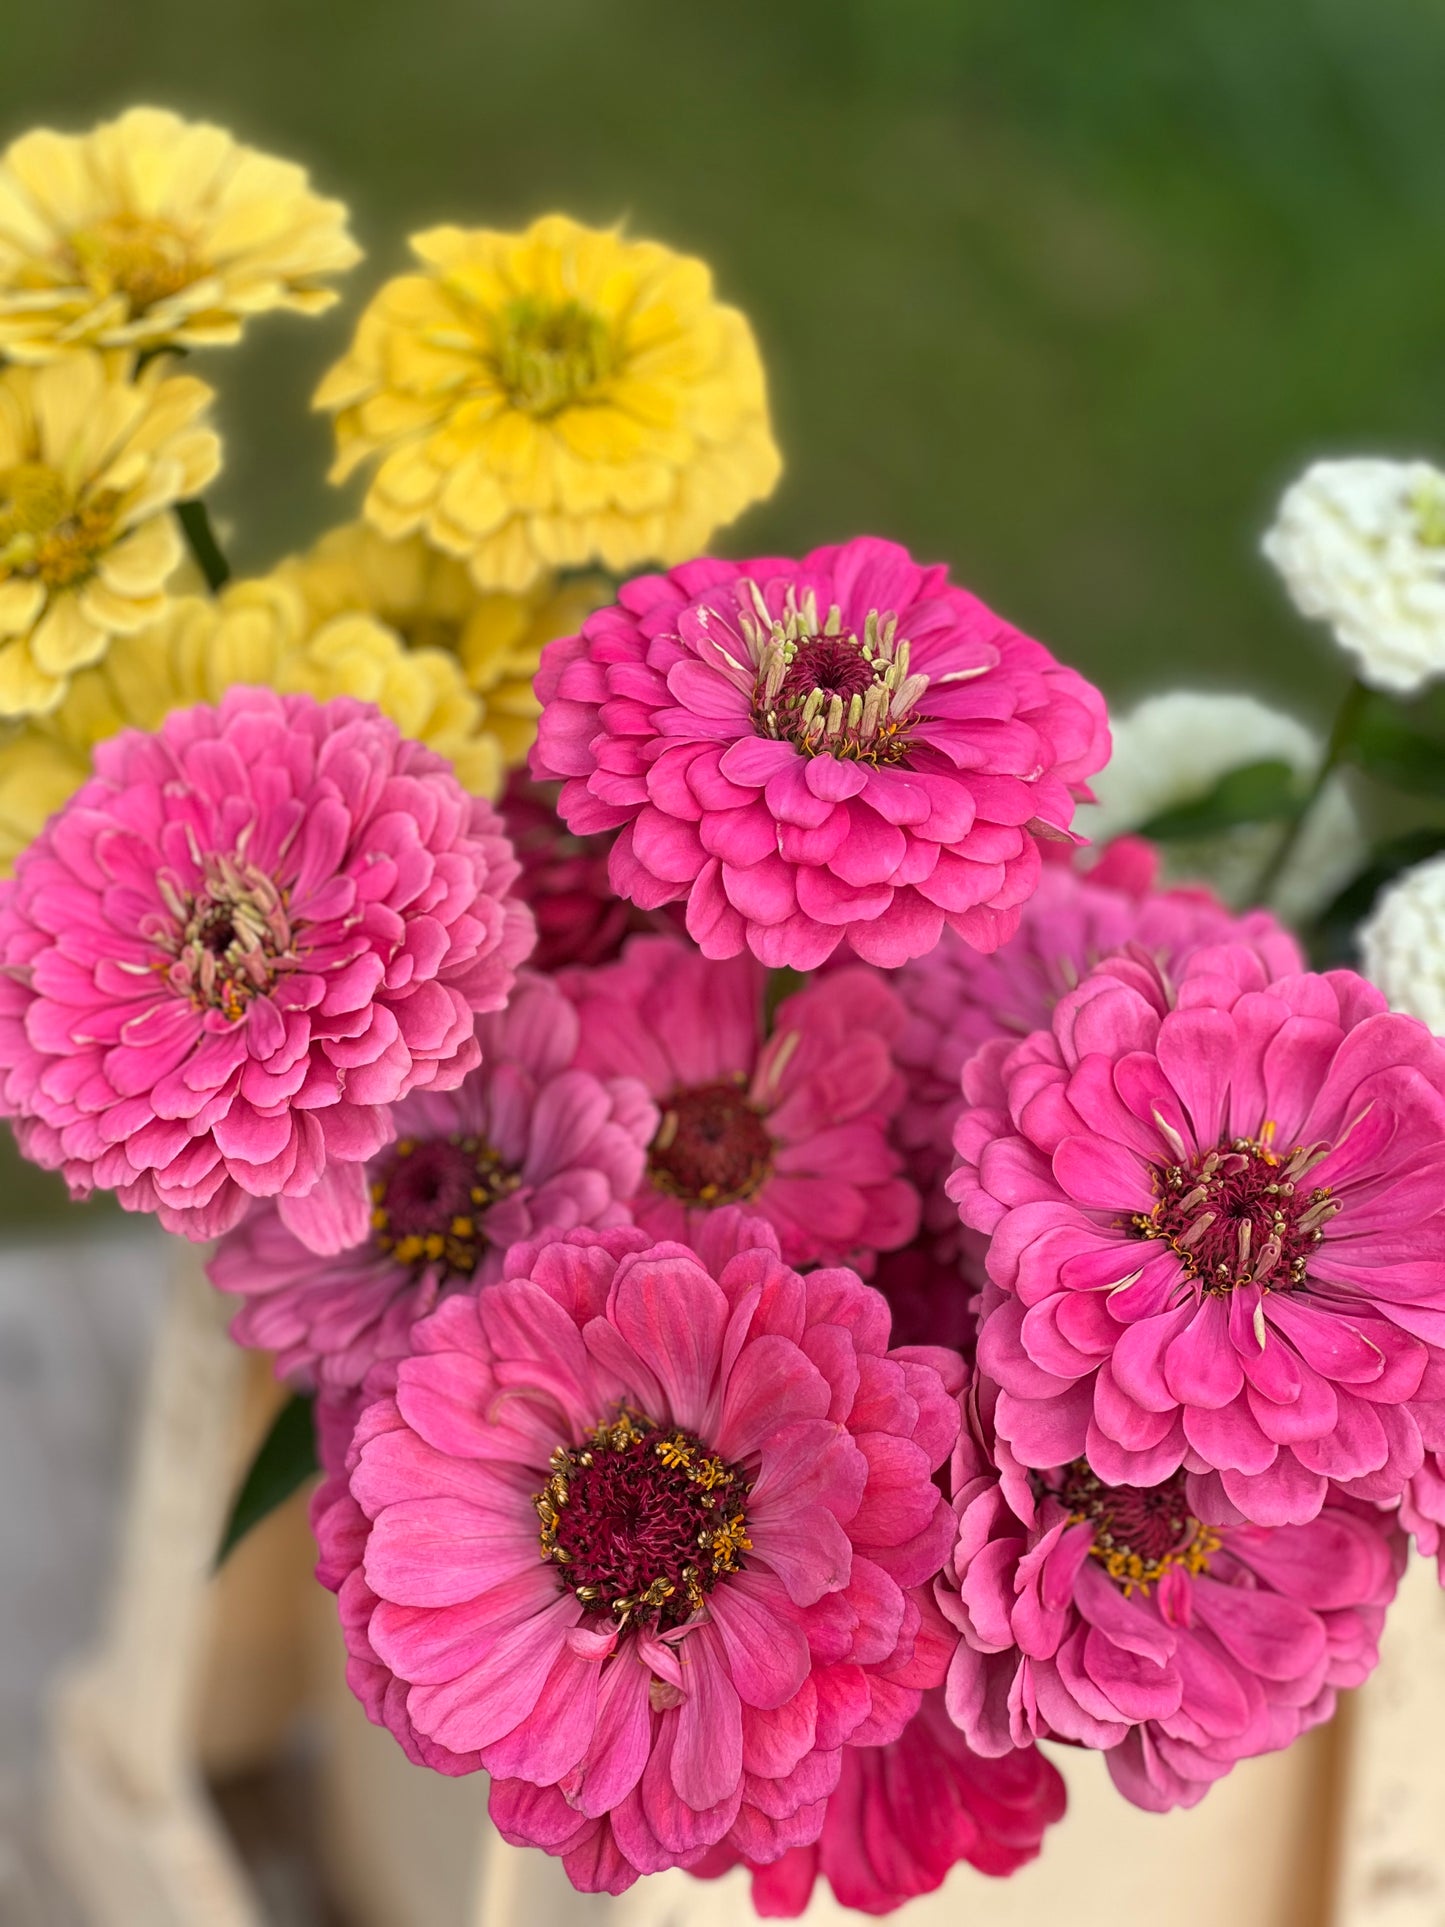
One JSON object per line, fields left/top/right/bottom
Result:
{"left": 1055, "top": 1463, "right": 1219, "bottom": 1593}
{"left": 535, "top": 1411, "right": 751, "bottom": 1629}
{"left": 743, "top": 583, "right": 927, "bottom": 764}
{"left": 647, "top": 1079, "right": 773, "bottom": 1207}
{"left": 778, "top": 634, "right": 877, "bottom": 706}
{"left": 1133, "top": 1132, "right": 1340, "bottom": 1296}
{"left": 370, "top": 1134, "right": 519, "bottom": 1276}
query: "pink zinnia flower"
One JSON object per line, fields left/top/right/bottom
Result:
{"left": 949, "top": 941, "right": 1445, "bottom": 1525}
{"left": 0, "top": 690, "right": 533, "bottom": 1245}
{"left": 559, "top": 935, "right": 919, "bottom": 1271}
{"left": 312, "top": 1216, "right": 962, "bottom": 1892}
{"left": 209, "top": 973, "right": 656, "bottom": 1392}
{"left": 939, "top": 1359, "right": 1403, "bottom": 1811}
{"left": 699, "top": 1689, "right": 1066, "bottom": 1916}
{"left": 531, "top": 538, "right": 1109, "bottom": 968}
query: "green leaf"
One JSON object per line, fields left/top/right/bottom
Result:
{"left": 215, "top": 1391, "right": 317, "bottom": 1567}
{"left": 1345, "top": 702, "right": 1445, "bottom": 796}
{"left": 1308, "top": 827, "right": 1445, "bottom": 968}
{"left": 1135, "top": 760, "right": 1302, "bottom": 840}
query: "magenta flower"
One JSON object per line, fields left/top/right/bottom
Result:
{"left": 0, "top": 689, "right": 533, "bottom": 1245}
{"left": 559, "top": 935, "right": 919, "bottom": 1272}
{"left": 209, "top": 973, "right": 656, "bottom": 1393}
{"left": 702, "top": 1689, "right": 1066, "bottom": 1916}
{"left": 312, "top": 1216, "right": 962, "bottom": 1892}
{"left": 531, "top": 538, "right": 1109, "bottom": 968}
{"left": 949, "top": 941, "right": 1445, "bottom": 1526}
{"left": 939, "top": 1358, "right": 1403, "bottom": 1811}
{"left": 893, "top": 837, "right": 1301, "bottom": 1262}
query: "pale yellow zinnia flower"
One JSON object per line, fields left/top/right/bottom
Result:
{"left": 0, "top": 575, "right": 529, "bottom": 869}
{"left": 0, "top": 107, "right": 361, "bottom": 359}
{"left": 0, "top": 350, "right": 219, "bottom": 717}
{"left": 314, "top": 215, "right": 781, "bottom": 593}
{"left": 275, "top": 519, "right": 605, "bottom": 764}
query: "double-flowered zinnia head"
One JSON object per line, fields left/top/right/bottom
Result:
{"left": 532, "top": 538, "right": 1109, "bottom": 969}
{"left": 0, "top": 687, "right": 534, "bottom": 1243}
{"left": 315, "top": 215, "right": 779, "bottom": 594}
{"left": 0, "top": 106, "right": 359, "bottom": 359}
{"left": 312, "top": 1215, "right": 962, "bottom": 1893}
{"left": 938, "top": 1359, "right": 1404, "bottom": 1812}
{"left": 949, "top": 938, "right": 1445, "bottom": 1526}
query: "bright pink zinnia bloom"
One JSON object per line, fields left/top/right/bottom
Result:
{"left": 0, "top": 690, "right": 533, "bottom": 1245}
{"left": 208, "top": 973, "right": 656, "bottom": 1392}
{"left": 893, "top": 837, "right": 1301, "bottom": 1260}
{"left": 531, "top": 538, "right": 1109, "bottom": 968}
{"left": 700, "top": 1689, "right": 1065, "bottom": 1916}
{"left": 939, "top": 1359, "right": 1403, "bottom": 1812}
{"left": 559, "top": 935, "right": 919, "bottom": 1271}
{"left": 312, "top": 1216, "right": 962, "bottom": 1891}
{"left": 949, "top": 941, "right": 1445, "bottom": 1526}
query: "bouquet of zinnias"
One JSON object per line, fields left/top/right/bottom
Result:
{"left": 7, "top": 102, "right": 1445, "bottom": 1920}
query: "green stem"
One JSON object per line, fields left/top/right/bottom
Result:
{"left": 176, "top": 498, "right": 231, "bottom": 592}
{"left": 1252, "top": 677, "right": 1369, "bottom": 906}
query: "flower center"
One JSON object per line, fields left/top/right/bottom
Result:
{"left": 536, "top": 1410, "right": 751, "bottom": 1629}
{"left": 743, "top": 581, "right": 928, "bottom": 763}
{"left": 0, "top": 463, "right": 121, "bottom": 589}
{"left": 647, "top": 1079, "right": 773, "bottom": 1207}
{"left": 494, "top": 295, "right": 614, "bottom": 416}
{"left": 151, "top": 854, "right": 296, "bottom": 1021}
{"left": 369, "top": 1134, "right": 519, "bottom": 1275}
{"left": 1056, "top": 1462, "right": 1219, "bottom": 1595}
{"left": 65, "top": 214, "right": 199, "bottom": 312}
{"left": 1133, "top": 1130, "right": 1340, "bottom": 1296}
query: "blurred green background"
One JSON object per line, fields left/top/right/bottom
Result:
{"left": 14, "top": 0, "right": 1445, "bottom": 707}
{"left": 6, "top": 0, "right": 1445, "bottom": 1220}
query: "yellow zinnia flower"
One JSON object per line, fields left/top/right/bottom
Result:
{"left": 0, "top": 350, "right": 219, "bottom": 717}
{"left": 275, "top": 519, "right": 604, "bottom": 764}
{"left": 0, "top": 106, "right": 361, "bottom": 359}
{"left": 0, "top": 573, "right": 531, "bottom": 869}
{"left": 314, "top": 215, "right": 781, "bottom": 593}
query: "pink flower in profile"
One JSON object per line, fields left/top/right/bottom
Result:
{"left": 531, "top": 537, "right": 1109, "bottom": 968}
{"left": 559, "top": 935, "right": 919, "bottom": 1272}
{"left": 894, "top": 837, "right": 1300, "bottom": 1242}
{"left": 0, "top": 689, "right": 533, "bottom": 1245}
{"left": 949, "top": 942, "right": 1445, "bottom": 1526}
{"left": 700, "top": 1689, "right": 1065, "bottom": 1916}
{"left": 209, "top": 973, "right": 656, "bottom": 1393}
{"left": 939, "top": 1360, "right": 1403, "bottom": 1812}
{"left": 312, "top": 1216, "right": 962, "bottom": 1893}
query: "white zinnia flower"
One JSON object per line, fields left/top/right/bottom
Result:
{"left": 1262, "top": 457, "right": 1445, "bottom": 695}
{"left": 1079, "top": 690, "right": 1365, "bottom": 921}
{"left": 1360, "top": 853, "right": 1445, "bottom": 1032}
